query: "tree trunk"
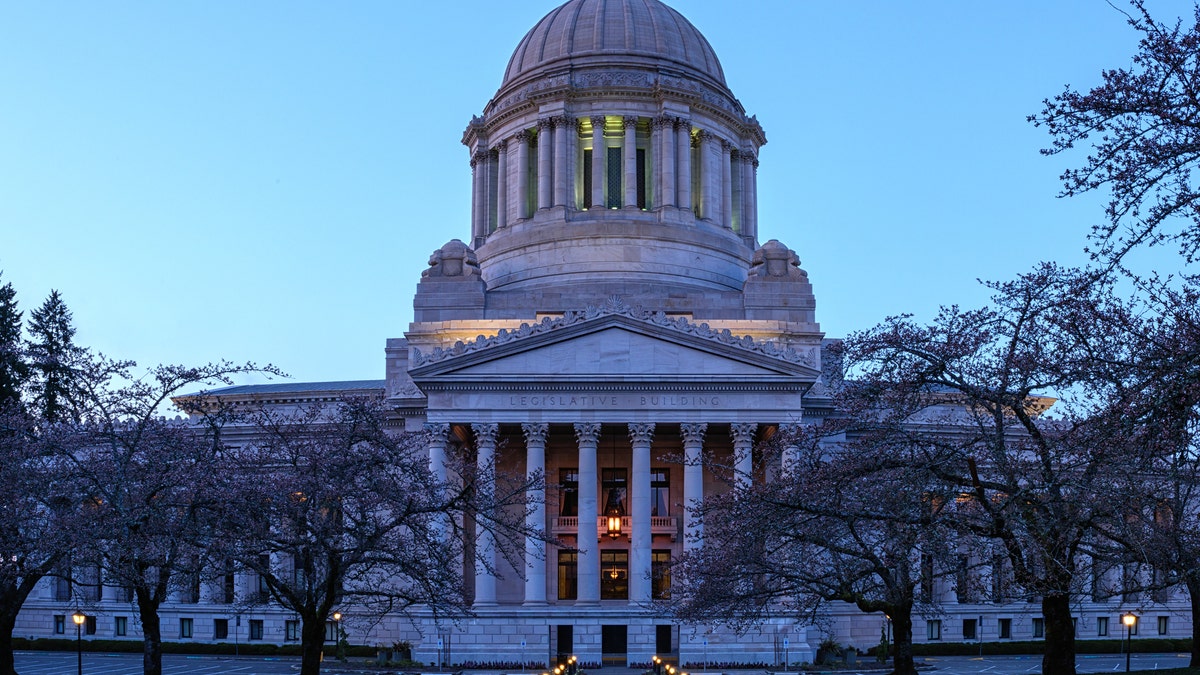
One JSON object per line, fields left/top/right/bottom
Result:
{"left": 1187, "top": 575, "right": 1200, "bottom": 668}
{"left": 1041, "top": 593, "right": 1076, "bottom": 675}
{"left": 300, "top": 615, "right": 327, "bottom": 675}
{"left": 136, "top": 591, "right": 163, "bottom": 675}
{"left": 890, "top": 606, "right": 917, "bottom": 675}
{"left": 0, "top": 607, "right": 17, "bottom": 675}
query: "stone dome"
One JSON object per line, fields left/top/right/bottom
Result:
{"left": 502, "top": 0, "right": 726, "bottom": 92}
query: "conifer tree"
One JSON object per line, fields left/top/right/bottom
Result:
{"left": 25, "top": 290, "right": 80, "bottom": 423}
{"left": 0, "top": 273, "right": 24, "bottom": 407}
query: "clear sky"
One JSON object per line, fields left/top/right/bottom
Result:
{"left": 1, "top": 0, "right": 1191, "bottom": 387}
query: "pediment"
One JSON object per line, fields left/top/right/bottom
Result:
{"left": 408, "top": 310, "right": 820, "bottom": 385}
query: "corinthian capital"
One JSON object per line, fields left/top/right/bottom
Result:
{"left": 522, "top": 422, "right": 549, "bottom": 445}
{"left": 731, "top": 422, "right": 758, "bottom": 444}
{"left": 680, "top": 422, "right": 708, "bottom": 445}
{"left": 574, "top": 422, "right": 601, "bottom": 445}
{"left": 627, "top": 423, "right": 656, "bottom": 445}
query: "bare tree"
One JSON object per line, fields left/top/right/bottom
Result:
{"left": 1032, "top": 1, "right": 1200, "bottom": 264}
{"left": 216, "top": 399, "right": 539, "bottom": 675}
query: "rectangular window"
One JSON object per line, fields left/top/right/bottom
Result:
{"left": 257, "top": 554, "right": 271, "bottom": 602}
{"left": 927, "top": 619, "right": 941, "bottom": 640}
{"left": 956, "top": 555, "right": 973, "bottom": 603}
{"left": 115, "top": 616, "right": 127, "bottom": 637}
{"left": 636, "top": 148, "right": 647, "bottom": 209}
{"left": 54, "top": 575, "right": 71, "bottom": 602}
{"left": 651, "top": 470, "right": 670, "bottom": 516}
{"left": 223, "top": 560, "right": 236, "bottom": 604}
{"left": 583, "top": 149, "right": 593, "bottom": 209}
{"left": 602, "top": 468, "right": 627, "bottom": 517}
{"left": 920, "top": 553, "right": 934, "bottom": 603}
{"left": 180, "top": 618, "right": 193, "bottom": 639}
{"left": 249, "top": 619, "right": 264, "bottom": 641}
{"left": 963, "top": 618, "right": 976, "bottom": 640}
{"left": 559, "top": 469, "right": 578, "bottom": 517}
{"left": 1159, "top": 616, "right": 1169, "bottom": 635}
{"left": 85, "top": 616, "right": 96, "bottom": 636}
{"left": 214, "top": 619, "right": 229, "bottom": 640}
{"left": 80, "top": 565, "right": 102, "bottom": 602}
{"left": 558, "top": 550, "right": 578, "bottom": 600}
{"left": 1032, "top": 617, "right": 1045, "bottom": 638}
{"left": 1098, "top": 616, "right": 1108, "bottom": 637}
{"left": 652, "top": 550, "right": 671, "bottom": 599}
{"left": 54, "top": 615, "right": 65, "bottom": 635}
{"left": 607, "top": 146, "right": 622, "bottom": 208}
{"left": 998, "top": 618, "right": 1012, "bottom": 639}
{"left": 286, "top": 620, "right": 299, "bottom": 641}
{"left": 601, "top": 550, "right": 629, "bottom": 600}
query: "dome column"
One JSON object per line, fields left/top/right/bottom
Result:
{"left": 697, "top": 131, "right": 719, "bottom": 222}
{"left": 623, "top": 116, "right": 638, "bottom": 208}
{"left": 721, "top": 140, "right": 733, "bottom": 229}
{"left": 515, "top": 131, "right": 531, "bottom": 220}
{"left": 495, "top": 140, "right": 508, "bottom": 230}
{"left": 747, "top": 155, "right": 760, "bottom": 242}
{"left": 654, "top": 116, "right": 676, "bottom": 208}
{"left": 471, "top": 151, "right": 487, "bottom": 243}
{"left": 675, "top": 119, "right": 692, "bottom": 213}
{"left": 590, "top": 116, "right": 605, "bottom": 209}
{"left": 553, "top": 115, "right": 571, "bottom": 208}
{"left": 537, "top": 118, "right": 553, "bottom": 210}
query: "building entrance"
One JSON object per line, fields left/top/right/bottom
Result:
{"left": 601, "top": 624, "right": 628, "bottom": 666}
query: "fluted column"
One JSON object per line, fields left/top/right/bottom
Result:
{"left": 553, "top": 116, "right": 570, "bottom": 207}
{"left": 537, "top": 118, "right": 553, "bottom": 210}
{"left": 779, "top": 422, "right": 801, "bottom": 478}
{"left": 424, "top": 423, "right": 451, "bottom": 541}
{"left": 675, "top": 119, "right": 691, "bottom": 212}
{"left": 721, "top": 140, "right": 733, "bottom": 229}
{"left": 731, "top": 423, "right": 757, "bottom": 491}
{"left": 697, "top": 131, "right": 718, "bottom": 221}
{"left": 515, "top": 132, "right": 531, "bottom": 220}
{"left": 574, "top": 422, "right": 601, "bottom": 604}
{"left": 654, "top": 116, "right": 675, "bottom": 208}
{"left": 628, "top": 423, "right": 655, "bottom": 603}
{"left": 680, "top": 423, "right": 706, "bottom": 551}
{"left": 747, "top": 155, "right": 759, "bottom": 241}
{"left": 522, "top": 423, "right": 549, "bottom": 604}
{"left": 623, "top": 116, "right": 638, "bottom": 208}
{"left": 472, "top": 423, "right": 499, "bottom": 606}
{"left": 590, "top": 116, "right": 606, "bottom": 209}
{"left": 495, "top": 141, "right": 508, "bottom": 230}
{"left": 470, "top": 152, "right": 485, "bottom": 241}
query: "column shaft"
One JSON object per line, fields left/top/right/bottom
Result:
{"left": 747, "top": 156, "right": 759, "bottom": 241}
{"left": 516, "top": 132, "right": 531, "bottom": 220}
{"left": 553, "top": 116, "right": 570, "bottom": 207}
{"left": 470, "top": 154, "right": 483, "bottom": 241}
{"left": 537, "top": 119, "right": 553, "bottom": 210}
{"left": 574, "top": 422, "right": 601, "bottom": 604}
{"left": 700, "top": 132, "right": 719, "bottom": 221}
{"left": 628, "top": 423, "right": 655, "bottom": 603}
{"left": 495, "top": 141, "right": 508, "bottom": 230}
{"left": 681, "top": 423, "right": 706, "bottom": 551}
{"left": 623, "top": 116, "right": 638, "bottom": 208}
{"left": 721, "top": 141, "right": 733, "bottom": 229}
{"left": 676, "top": 121, "right": 692, "bottom": 212}
{"left": 731, "top": 423, "right": 757, "bottom": 492}
{"left": 523, "top": 423, "right": 549, "bottom": 604}
{"left": 591, "top": 116, "right": 605, "bottom": 209}
{"left": 656, "top": 116, "right": 675, "bottom": 208}
{"left": 472, "top": 423, "right": 499, "bottom": 606}
{"left": 779, "top": 423, "right": 801, "bottom": 479}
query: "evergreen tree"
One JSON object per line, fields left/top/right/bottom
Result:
{"left": 26, "top": 290, "right": 80, "bottom": 423}
{"left": 0, "top": 273, "right": 24, "bottom": 407}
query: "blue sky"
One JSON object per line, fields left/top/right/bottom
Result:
{"left": 0, "top": 1, "right": 1191, "bottom": 386}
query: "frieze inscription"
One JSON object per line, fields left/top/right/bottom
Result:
{"left": 508, "top": 393, "right": 722, "bottom": 408}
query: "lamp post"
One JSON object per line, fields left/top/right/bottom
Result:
{"left": 71, "top": 611, "right": 85, "bottom": 675}
{"left": 1122, "top": 613, "right": 1137, "bottom": 673}
{"left": 332, "top": 612, "right": 344, "bottom": 662}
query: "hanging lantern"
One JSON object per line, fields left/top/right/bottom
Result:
{"left": 606, "top": 514, "right": 622, "bottom": 539}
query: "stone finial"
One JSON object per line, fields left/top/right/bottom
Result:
{"left": 422, "top": 239, "right": 481, "bottom": 279}
{"left": 747, "top": 239, "right": 808, "bottom": 280}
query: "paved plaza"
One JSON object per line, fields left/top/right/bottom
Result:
{"left": 12, "top": 652, "right": 1196, "bottom": 675}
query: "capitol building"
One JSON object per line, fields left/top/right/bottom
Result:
{"left": 16, "top": 0, "right": 1189, "bottom": 666}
